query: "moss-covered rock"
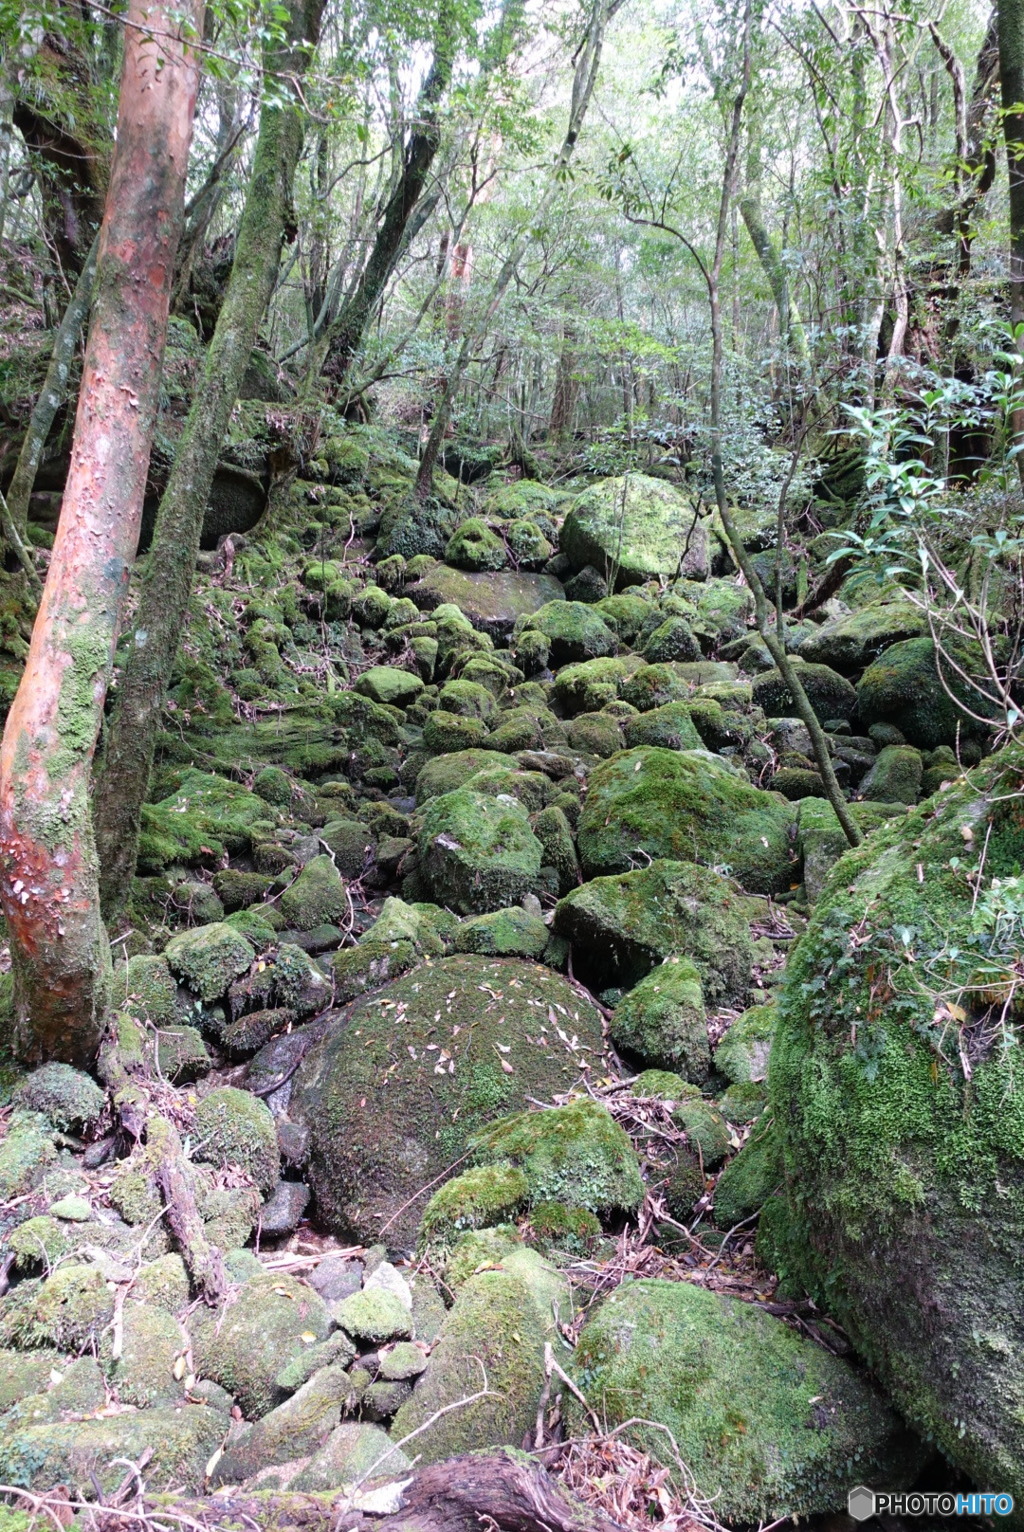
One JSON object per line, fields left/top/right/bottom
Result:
{"left": 164, "top": 923, "right": 254, "bottom": 1002}
{"left": 610, "top": 957, "right": 709, "bottom": 1082}
{"left": 714, "top": 1002, "right": 775, "bottom": 1084}
{"left": 768, "top": 741, "right": 1024, "bottom": 1501}
{"left": 213, "top": 1365, "right": 348, "bottom": 1484}
{"left": 0, "top": 1264, "right": 114, "bottom": 1351}
{"left": 856, "top": 636, "right": 987, "bottom": 748}
{"left": 13, "top": 1065, "right": 104, "bottom": 1133}
{"left": 332, "top": 1287, "right": 412, "bottom": 1343}
{"left": 138, "top": 770, "right": 267, "bottom": 871}
{"left": 469, "top": 1099, "right": 643, "bottom": 1215}
{"left": 561, "top": 475, "right": 707, "bottom": 586}
{"left": 445, "top": 517, "right": 508, "bottom": 571}
{"left": 578, "top": 747, "right": 796, "bottom": 894}
{"left": 452, "top": 907, "right": 549, "bottom": 959}
{"left": 101, "top": 1302, "right": 185, "bottom": 1408}
{"left": 354, "top": 665, "right": 424, "bottom": 707}
{"left": 407, "top": 565, "right": 566, "bottom": 639}
{"left": 623, "top": 701, "right": 702, "bottom": 752}
{"left": 552, "top": 655, "right": 639, "bottom": 715}
{"left": 0, "top": 1350, "right": 63, "bottom": 1414}
{"left": 752, "top": 659, "right": 857, "bottom": 724}
{"left": 416, "top": 748, "right": 519, "bottom": 802}
{"left": 290, "top": 956, "right": 608, "bottom": 1246}
{"left": 420, "top": 1162, "right": 529, "bottom": 1241}
{"left": 531, "top": 805, "right": 580, "bottom": 895}
{"left": 641, "top": 616, "right": 701, "bottom": 664}
{"left": 122, "top": 953, "right": 182, "bottom": 1024}
{"left": 566, "top": 711, "right": 623, "bottom": 757}
{"left": 291, "top": 1422, "right": 412, "bottom": 1490}
{"left": 798, "top": 595, "right": 927, "bottom": 670}
{"left": 554, "top": 858, "right": 756, "bottom": 1003}
{"left": 390, "top": 1252, "right": 567, "bottom": 1462}
{"left": 858, "top": 743, "right": 923, "bottom": 804}
{"left": 279, "top": 854, "right": 348, "bottom": 931}
{"left": 797, "top": 796, "right": 908, "bottom": 903}
{"left": 570, "top": 1279, "right": 921, "bottom": 1523}
{"left": 0, "top": 1111, "right": 57, "bottom": 1200}
{"left": 418, "top": 788, "right": 542, "bottom": 914}
{"left": 190, "top": 1271, "right": 331, "bottom": 1418}
{"left": 193, "top": 1086, "right": 280, "bottom": 1193}
{"left": 713, "top": 1115, "right": 779, "bottom": 1227}
{"left": 517, "top": 601, "right": 617, "bottom": 666}
{"left": 0, "top": 1403, "right": 226, "bottom": 1494}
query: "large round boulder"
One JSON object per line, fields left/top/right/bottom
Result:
{"left": 561, "top": 474, "right": 708, "bottom": 586}
{"left": 578, "top": 746, "right": 796, "bottom": 894}
{"left": 288, "top": 956, "right": 609, "bottom": 1247}
{"left": 767, "top": 742, "right": 1024, "bottom": 1501}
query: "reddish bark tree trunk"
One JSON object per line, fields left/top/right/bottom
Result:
{"left": 0, "top": 0, "right": 204, "bottom": 1066}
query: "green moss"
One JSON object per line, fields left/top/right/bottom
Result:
{"left": 859, "top": 744, "right": 923, "bottom": 804}
{"left": 190, "top": 1271, "right": 331, "bottom": 1419}
{"left": 279, "top": 854, "right": 348, "bottom": 931}
{"left": 713, "top": 1115, "right": 779, "bottom": 1227}
{"left": 423, "top": 709, "right": 489, "bottom": 753}
{"left": 452, "top": 907, "right": 549, "bottom": 959}
{"left": 570, "top": 1279, "right": 920, "bottom": 1524}
{"left": 332, "top": 1288, "right": 411, "bottom": 1343}
{"left": 421, "top": 1163, "right": 529, "bottom": 1239}
{"left": 418, "top": 788, "right": 543, "bottom": 914}
{"left": 517, "top": 601, "right": 617, "bottom": 666}
{"left": 445, "top": 517, "right": 507, "bottom": 571}
{"left": 561, "top": 475, "right": 705, "bottom": 586}
{"left": 578, "top": 747, "right": 796, "bottom": 895}
{"left": 416, "top": 748, "right": 519, "bottom": 802}
{"left": 714, "top": 1002, "right": 776, "bottom": 1084}
{"left": 138, "top": 770, "right": 267, "bottom": 871}
{"left": 354, "top": 665, "right": 424, "bottom": 707}
{"left": 0, "top": 1111, "right": 57, "bottom": 1200}
{"left": 123, "top": 953, "right": 180, "bottom": 1024}
{"left": 390, "top": 1257, "right": 566, "bottom": 1462}
{"left": 642, "top": 616, "right": 701, "bottom": 664}
{"left": 13, "top": 1064, "right": 104, "bottom": 1132}
{"left": 5, "top": 1216, "right": 72, "bottom": 1270}
{"left": 631, "top": 1068, "right": 699, "bottom": 1100}
{"left": 610, "top": 956, "right": 709, "bottom": 1083}
{"left": 0, "top": 1264, "right": 114, "bottom": 1350}
{"left": 101, "top": 1302, "right": 185, "bottom": 1408}
{"left": 469, "top": 1099, "right": 643, "bottom": 1215}
{"left": 623, "top": 700, "right": 702, "bottom": 751}
{"left": 291, "top": 955, "right": 608, "bottom": 1247}
{"left": 672, "top": 1097, "right": 730, "bottom": 1167}
{"left": 330, "top": 939, "right": 417, "bottom": 1001}
{"left": 442, "top": 1225, "right": 523, "bottom": 1288}
{"left": 0, "top": 1403, "right": 226, "bottom": 1493}
{"left": 798, "top": 596, "right": 927, "bottom": 669}
{"left": 618, "top": 662, "right": 692, "bottom": 713}
{"left": 856, "top": 636, "right": 989, "bottom": 747}
{"left": 526, "top": 1200, "right": 601, "bottom": 1255}
{"left": 193, "top": 1085, "right": 279, "bottom": 1193}
{"left": 213, "top": 1365, "right": 349, "bottom": 1485}
{"left": 552, "top": 655, "right": 640, "bottom": 715}
{"left": 751, "top": 659, "right": 857, "bottom": 723}
{"left": 554, "top": 858, "right": 757, "bottom": 1004}
{"left": 164, "top": 922, "right": 255, "bottom": 1001}
{"left": 132, "top": 1253, "right": 190, "bottom": 1311}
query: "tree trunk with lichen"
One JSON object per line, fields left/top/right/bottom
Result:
{"left": 92, "top": 0, "right": 325, "bottom": 927}
{"left": 0, "top": 0, "right": 203, "bottom": 1066}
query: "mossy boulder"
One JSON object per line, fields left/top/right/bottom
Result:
{"left": 517, "top": 601, "right": 617, "bottom": 666}
{"left": 420, "top": 1163, "right": 529, "bottom": 1240}
{"left": 767, "top": 741, "right": 1024, "bottom": 1502}
{"left": 13, "top": 1065, "right": 104, "bottom": 1133}
{"left": 561, "top": 475, "right": 707, "bottom": 586}
{"left": 554, "top": 858, "right": 756, "bottom": 1003}
{"left": 570, "top": 1279, "right": 921, "bottom": 1524}
{"left": 856, "top": 636, "right": 986, "bottom": 748}
{"left": 390, "top": 1251, "right": 567, "bottom": 1462}
{"left": 418, "top": 788, "right": 543, "bottom": 914}
{"left": 279, "top": 854, "right": 348, "bottom": 931}
{"left": 797, "top": 797, "right": 907, "bottom": 903}
{"left": 751, "top": 659, "right": 857, "bottom": 724}
{"left": 291, "top": 1422, "right": 412, "bottom": 1490}
{"left": 531, "top": 805, "right": 580, "bottom": 895}
{"left": 713, "top": 1115, "right": 780, "bottom": 1228}
{"left": 714, "top": 1002, "right": 775, "bottom": 1084}
{"left": 407, "top": 565, "right": 565, "bottom": 638}
{"left": 290, "top": 956, "right": 608, "bottom": 1246}
{"left": 798, "top": 595, "right": 927, "bottom": 671}
{"left": 859, "top": 743, "right": 923, "bottom": 804}
{"left": 331, "top": 1288, "right": 412, "bottom": 1344}
{"left": 138, "top": 770, "right": 267, "bottom": 871}
{"left": 578, "top": 747, "right": 796, "bottom": 894}
{"left": 354, "top": 665, "right": 424, "bottom": 707}
{"left": 641, "top": 616, "right": 701, "bottom": 664}
{"left": 0, "top": 1264, "right": 114, "bottom": 1351}
{"left": 617, "top": 661, "right": 691, "bottom": 712}
{"left": 122, "top": 953, "right": 182, "bottom": 1024}
{"left": 164, "top": 923, "right": 255, "bottom": 1002}
{"left": 552, "top": 655, "right": 640, "bottom": 715}
{"left": 193, "top": 1086, "right": 279, "bottom": 1193}
{"left": 0, "top": 1403, "right": 226, "bottom": 1494}
{"left": 623, "top": 701, "right": 702, "bottom": 752}
{"left": 416, "top": 748, "right": 519, "bottom": 802}
{"left": 445, "top": 517, "right": 507, "bottom": 571}
{"left": 469, "top": 1099, "right": 644, "bottom": 1215}
{"left": 0, "top": 1111, "right": 57, "bottom": 1200}
{"left": 452, "top": 907, "right": 549, "bottom": 958}
{"left": 610, "top": 956, "right": 709, "bottom": 1083}
{"left": 101, "top": 1302, "right": 185, "bottom": 1408}
{"left": 190, "top": 1271, "right": 331, "bottom": 1418}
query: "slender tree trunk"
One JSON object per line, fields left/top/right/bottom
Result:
{"left": 738, "top": 187, "right": 810, "bottom": 365}
{"left": 549, "top": 324, "right": 578, "bottom": 440}
{"left": 93, "top": 0, "right": 325, "bottom": 925}
{"left": 999, "top": 0, "right": 1024, "bottom": 486}
{"left": 320, "top": 11, "right": 456, "bottom": 388}
{"left": 4, "top": 234, "right": 99, "bottom": 557}
{"left": 0, "top": 0, "right": 203, "bottom": 1066}
{"left": 416, "top": 0, "right": 623, "bottom": 499}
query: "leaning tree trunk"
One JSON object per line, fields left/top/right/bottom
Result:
{"left": 93, "top": 0, "right": 325, "bottom": 926}
{"left": 0, "top": 0, "right": 203, "bottom": 1066}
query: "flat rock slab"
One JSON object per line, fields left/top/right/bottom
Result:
{"left": 407, "top": 566, "right": 564, "bottom": 635}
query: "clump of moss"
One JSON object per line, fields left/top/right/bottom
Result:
{"left": 0, "top": 1264, "right": 114, "bottom": 1351}
{"left": 164, "top": 922, "right": 255, "bottom": 1002}
{"left": 0, "top": 1111, "right": 57, "bottom": 1200}
{"left": 193, "top": 1086, "right": 280, "bottom": 1193}
{"left": 13, "top": 1065, "right": 103, "bottom": 1134}
{"left": 279, "top": 854, "right": 348, "bottom": 931}
{"left": 190, "top": 1271, "right": 331, "bottom": 1419}
{"left": 452, "top": 908, "right": 548, "bottom": 959}
{"left": 526, "top": 1200, "right": 601, "bottom": 1256}
{"left": 469, "top": 1099, "right": 644, "bottom": 1215}
{"left": 418, "top": 788, "right": 543, "bottom": 914}
{"left": 421, "top": 1163, "right": 529, "bottom": 1239}
{"left": 570, "top": 1279, "right": 921, "bottom": 1524}
{"left": 516, "top": 601, "right": 618, "bottom": 666}
{"left": 610, "top": 957, "right": 709, "bottom": 1083}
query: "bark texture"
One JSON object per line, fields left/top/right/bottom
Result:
{"left": 0, "top": 0, "right": 203, "bottom": 1065}
{"left": 93, "top": 0, "right": 325, "bottom": 924}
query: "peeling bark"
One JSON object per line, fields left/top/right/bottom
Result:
{"left": 0, "top": 0, "right": 204, "bottom": 1065}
